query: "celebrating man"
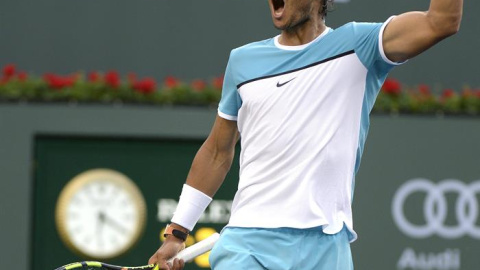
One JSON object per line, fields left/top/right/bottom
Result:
{"left": 149, "top": 0, "right": 463, "bottom": 269}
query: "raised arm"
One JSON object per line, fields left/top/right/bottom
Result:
{"left": 149, "top": 115, "right": 239, "bottom": 269}
{"left": 383, "top": 0, "right": 463, "bottom": 62}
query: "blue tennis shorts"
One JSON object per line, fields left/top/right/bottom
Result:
{"left": 209, "top": 225, "right": 353, "bottom": 270}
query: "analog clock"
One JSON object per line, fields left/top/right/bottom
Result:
{"left": 55, "top": 169, "right": 147, "bottom": 259}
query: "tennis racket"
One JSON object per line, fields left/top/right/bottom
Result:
{"left": 54, "top": 233, "right": 220, "bottom": 270}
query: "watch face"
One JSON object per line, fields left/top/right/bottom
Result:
{"left": 56, "top": 169, "right": 147, "bottom": 259}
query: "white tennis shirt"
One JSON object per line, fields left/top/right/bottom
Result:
{"left": 218, "top": 17, "right": 401, "bottom": 242}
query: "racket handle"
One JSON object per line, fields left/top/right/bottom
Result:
{"left": 167, "top": 233, "right": 220, "bottom": 265}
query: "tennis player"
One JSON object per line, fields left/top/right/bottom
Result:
{"left": 149, "top": 0, "right": 463, "bottom": 269}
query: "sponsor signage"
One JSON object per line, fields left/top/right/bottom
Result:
{"left": 157, "top": 199, "right": 232, "bottom": 224}
{"left": 392, "top": 178, "right": 480, "bottom": 270}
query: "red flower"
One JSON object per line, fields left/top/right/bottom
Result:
{"left": 65, "top": 76, "right": 76, "bottom": 87}
{"left": 418, "top": 84, "right": 431, "bottom": 96}
{"left": 382, "top": 78, "right": 402, "bottom": 95}
{"left": 475, "top": 89, "right": 480, "bottom": 98}
{"left": 88, "top": 71, "right": 100, "bottom": 82}
{"left": 191, "top": 79, "right": 207, "bottom": 92}
{"left": 17, "top": 72, "right": 28, "bottom": 82}
{"left": 212, "top": 76, "right": 224, "bottom": 90}
{"left": 43, "top": 74, "right": 57, "bottom": 88}
{"left": 164, "top": 76, "right": 179, "bottom": 88}
{"left": 2, "top": 64, "right": 16, "bottom": 79}
{"left": 104, "top": 71, "right": 120, "bottom": 88}
{"left": 442, "top": 89, "right": 456, "bottom": 99}
{"left": 43, "top": 73, "right": 76, "bottom": 89}
{"left": 133, "top": 78, "right": 156, "bottom": 94}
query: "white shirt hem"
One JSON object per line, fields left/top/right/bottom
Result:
{"left": 217, "top": 110, "right": 238, "bottom": 121}
{"left": 379, "top": 16, "right": 407, "bottom": 66}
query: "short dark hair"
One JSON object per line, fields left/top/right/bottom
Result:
{"left": 321, "top": 0, "right": 334, "bottom": 18}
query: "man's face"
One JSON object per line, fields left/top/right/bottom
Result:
{"left": 268, "top": 0, "right": 320, "bottom": 32}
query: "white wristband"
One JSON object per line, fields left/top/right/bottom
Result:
{"left": 171, "top": 184, "right": 212, "bottom": 231}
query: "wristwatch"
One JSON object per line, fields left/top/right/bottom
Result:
{"left": 164, "top": 224, "right": 189, "bottom": 241}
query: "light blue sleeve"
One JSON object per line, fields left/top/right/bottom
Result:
{"left": 218, "top": 50, "right": 243, "bottom": 121}
{"left": 353, "top": 17, "right": 403, "bottom": 75}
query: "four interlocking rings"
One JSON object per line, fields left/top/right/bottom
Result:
{"left": 392, "top": 178, "right": 480, "bottom": 239}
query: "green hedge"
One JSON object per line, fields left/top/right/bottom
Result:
{"left": 1, "top": 64, "right": 479, "bottom": 115}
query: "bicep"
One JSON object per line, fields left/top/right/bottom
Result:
{"left": 383, "top": 12, "right": 451, "bottom": 62}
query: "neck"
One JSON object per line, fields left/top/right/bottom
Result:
{"left": 278, "top": 17, "right": 326, "bottom": 46}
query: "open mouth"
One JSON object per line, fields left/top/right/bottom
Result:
{"left": 272, "top": 0, "right": 285, "bottom": 10}
{"left": 271, "top": 0, "right": 285, "bottom": 17}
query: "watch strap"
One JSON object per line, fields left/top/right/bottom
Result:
{"left": 164, "top": 224, "right": 189, "bottom": 241}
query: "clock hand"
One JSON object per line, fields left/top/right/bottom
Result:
{"left": 103, "top": 213, "right": 129, "bottom": 235}
{"left": 97, "top": 212, "right": 106, "bottom": 248}
{"left": 98, "top": 211, "right": 105, "bottom": 222}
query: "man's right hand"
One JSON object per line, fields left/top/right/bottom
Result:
{"left": 148, "top": 236, "right": 186, "bottom": 270}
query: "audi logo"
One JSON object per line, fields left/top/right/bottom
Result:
{"left": 392, "top": 178, "right": 480, "bottom": 239}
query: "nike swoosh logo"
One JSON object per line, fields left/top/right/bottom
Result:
{"left": 276, "top": 77, "right": 296, "bottom": 87}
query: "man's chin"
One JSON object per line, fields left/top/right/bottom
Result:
{"left": 273, "top": 23, "right": 285, "bottom": 31}
{"left": 277, "top": 16, "right": 311, "bottom": 33}
{"left": 271, "top": 18, "right": 284, "bottom": 30}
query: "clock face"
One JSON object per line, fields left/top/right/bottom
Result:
{"left": 56, "top": 169, "right": 147, "bottom": 259}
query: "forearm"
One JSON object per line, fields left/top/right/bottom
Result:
{"left": 383, "top": 0, "right": 463, "bottom": 62}
{"left": 185, "top": 138, "right": 236, "bottom": 197}
{"left": 167, "top": 145, "right": 234, "bottom": 234}
{"left": 169, "top": 116, "right": 238, "bottom": 232}
{"left": 428, "top": 0, "right": 463, "bottom": 35}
